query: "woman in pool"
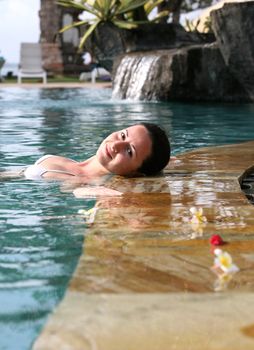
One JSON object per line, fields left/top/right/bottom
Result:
{"left": 24, "top": 122, "right": 170, "bottom": 181}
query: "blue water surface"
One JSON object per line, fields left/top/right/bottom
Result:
{"left": 0, "top": 87, "right": 254, "bottom": 349}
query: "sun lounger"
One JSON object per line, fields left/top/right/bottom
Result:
{"left": 91, "top": 67, "right": 111, "bottom": 84}
{"left": 17, "top": 43, "right": 47, "bottom": 84}
{"left": 0, "top": 56, "right": 5, "bottom": 82}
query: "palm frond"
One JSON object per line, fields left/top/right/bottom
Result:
{"left": 116, "top": 0, "right": 148, "bottom": 15}
{"left": 144, "top": 0, "right": 164, "bottom": 15}
{"left": 58, "top": 0, "right": 155, "bottom": 50}
{"left": 150, "top": 10, "right": 169, "bottom": 21}
{"left": 79, "top": 19, "right": 101, "bottom": 48}
{"left": 59, "top": 20, "right": 89, "bottom": 33}
{"left": 113, "top": 19, "right": 142, "bottom": 29}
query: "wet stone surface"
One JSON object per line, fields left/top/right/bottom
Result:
{"left": 34, "top": 141, "right": 254, "bottom": 350}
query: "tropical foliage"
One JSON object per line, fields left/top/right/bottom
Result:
{"left": 185, "top": 16, "right": 212, "bottom": 33}
{"left": 57, "top": 0, "right": 169, "bottom": 49}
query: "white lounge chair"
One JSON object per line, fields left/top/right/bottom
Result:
{"left": 0, "top": 56, "right": 5, "bottom": 82}
{"left": 91, "top": 67, "right": 111, "bottom": 84}
{"left": 17, "top": 43, "right": 47, "bottom": 84}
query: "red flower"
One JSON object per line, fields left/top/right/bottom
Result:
{"left": 210, "top": 234, "right": 224, "bottom": 246}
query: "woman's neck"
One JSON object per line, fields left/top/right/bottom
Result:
{"left": 79, "top": 156, "right": 110, "bottom": 178}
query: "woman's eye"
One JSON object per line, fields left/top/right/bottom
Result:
{"left": 121, "top": 132, "right": 126, "bottom": 140}
{"left": 127, "top": 147, "right": 133, "bottom": 157}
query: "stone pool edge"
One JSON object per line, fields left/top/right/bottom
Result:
{"left": 33, "top": 140, "right": 254, "bottom": 350}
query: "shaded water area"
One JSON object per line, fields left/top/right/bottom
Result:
{"left": 1, "top": 87, "right": 254, "bottom": 349}
{"left": 241, "top": 167, "right": 254, "bottom": 205}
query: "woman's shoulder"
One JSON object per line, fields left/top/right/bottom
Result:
{"left": 35, "top": 154, "right": 77, "bottom": 166}
{"left": 34, "top": 154, "right": 54, "bottom": 165}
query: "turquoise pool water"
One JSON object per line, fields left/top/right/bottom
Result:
{"left": 1, "top": 87, "right": 254, "bottom": 349}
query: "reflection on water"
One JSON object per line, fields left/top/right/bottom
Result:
{"left": 0, "top": 177, "right": 87, "bottom": 349}
{"left": 1, "top": 88, "right": 254, "bottom": 348}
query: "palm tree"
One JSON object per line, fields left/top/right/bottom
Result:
{"left": 58, "top": 0, "right": 168, "bottom": 49}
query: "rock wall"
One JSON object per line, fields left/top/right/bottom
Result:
{"left": 211, "top": 1, "right": 254, "bottom": 100}
{"left": 89, "top": 22, "right": 214, "bottom": 72}
{"left": 168, "top": 42, "right": 249, "bottom": 102}
{"left": 113, "top": 52, "right": 173, "bottom": 100}
{"left": 112, "top": 1, "right": 254, "bottom": 102}
{"left": 112, "top": 43, "right": 249, "bottom": 102}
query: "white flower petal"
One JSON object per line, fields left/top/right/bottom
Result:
{"left": 214, "top": 249, "right": 223, "bottom": 256}
{"left": 190, "top": 207, "right": 197, "bottom": 214}
{"left": 198, "top": 208, "right": 203, "bottom": 215}
{"left": 227, "top": 264, "right": 240, "bottom": 273}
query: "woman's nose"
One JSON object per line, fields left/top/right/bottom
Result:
{"left": 111, "top": 141, "right": 126, "bottom": 154}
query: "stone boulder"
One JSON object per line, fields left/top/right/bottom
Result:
{"left": 112, "top": 42, "right": 249, "bottom": 102}
{"left": 211, "top": 1, "right": 254, "bottom": 100}
{"left": 86, "top": 22, "right": 128, "bottom": 73}
{"left": 87, "top": 22, "right": 214, "bottom": 72}
{"left": 168, "top": 42, "right": 249, "bottom": 101}
{"left": 124, "top": 23, "right": 214, "bottom": 52}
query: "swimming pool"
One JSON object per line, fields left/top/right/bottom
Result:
{"left": 1, "top": 87, "right": 254, "bottom": 349}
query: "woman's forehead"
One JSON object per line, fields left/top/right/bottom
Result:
{"left": 126, "top": 124, "right": 147, "bottom": 134}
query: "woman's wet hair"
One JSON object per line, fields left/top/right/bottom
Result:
{"left": 137, "top": 122, "right": 170, "bottom": 175}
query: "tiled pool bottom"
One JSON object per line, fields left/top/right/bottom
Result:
{"left": 34, "top": 141, "right": 254, "bottom": 350}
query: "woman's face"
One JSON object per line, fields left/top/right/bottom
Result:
{"left": 96, "top": 125, "right": 152, "bottom": 175}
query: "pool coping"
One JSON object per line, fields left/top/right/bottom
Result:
{"left": 33, "top": 140, "right": 254, "bottom": 350}
{"left": 0, "top": 82, "right": 112, "bottom": 89}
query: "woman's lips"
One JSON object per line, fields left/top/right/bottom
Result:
{"left": 105, "top": 144, "right": 112, "bottom": 159}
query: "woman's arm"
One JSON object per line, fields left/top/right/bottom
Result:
{"left": 73, "top": 186, "right": 123, "bottom": 198}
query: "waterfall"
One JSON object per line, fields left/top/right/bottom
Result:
{"left": 112, "top": 54, "right": 160, "bottom": 101}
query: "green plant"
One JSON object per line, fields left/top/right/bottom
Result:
{"left": 203, "top": 16, "right": 212, "bottom": 33}
{"left": 185, "top": 18, "right": 201, "bottom": 32}
{"left": 185, "top": 15, "right": 212, "bottom": 33}
{"left": 58, "top": 0, "right": 168, "bottom": 49}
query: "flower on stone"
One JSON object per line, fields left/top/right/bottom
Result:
{"left": 211, "top": 248, "right": 239, "bottom": 292}
{"left": 78, "top": 207, "right": 98, "bottom": 224}
{"left": 214, "top": 271, "right": 234, "bottom": 292}
{"left": 190, "top": 207, "right": 207, "bottom": 224}
{"left": 187, "top": 207, "right": 207, "bottom": 239}
{"left": 210, "top": 234, "right": 224, "bottom": 246}
{"left": 213, "top": 249, "right": 239, "bottom": 274}
{"left": 190, "top": 222, "right": 204, "bottom": 238}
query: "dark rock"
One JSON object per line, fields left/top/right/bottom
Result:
{"left": 211, "top": 2, "right": 254, "bottom": 100}
{"left": 86, "top": 22, "right": 128, "bottom": 73}
{"left": 112, "top": 50, "right": 176, "bottom": 100}
{"left": 88, "top": 22, "right": 215, "bottom": 72}
{"left": 125, "top": 23, "right": 214, "bottom": 52}
{"left": 112, "top": 42, "right": 249, "bottom": 102}
{"left": 169, "top": 42, "right": 249, "bottom": 102}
